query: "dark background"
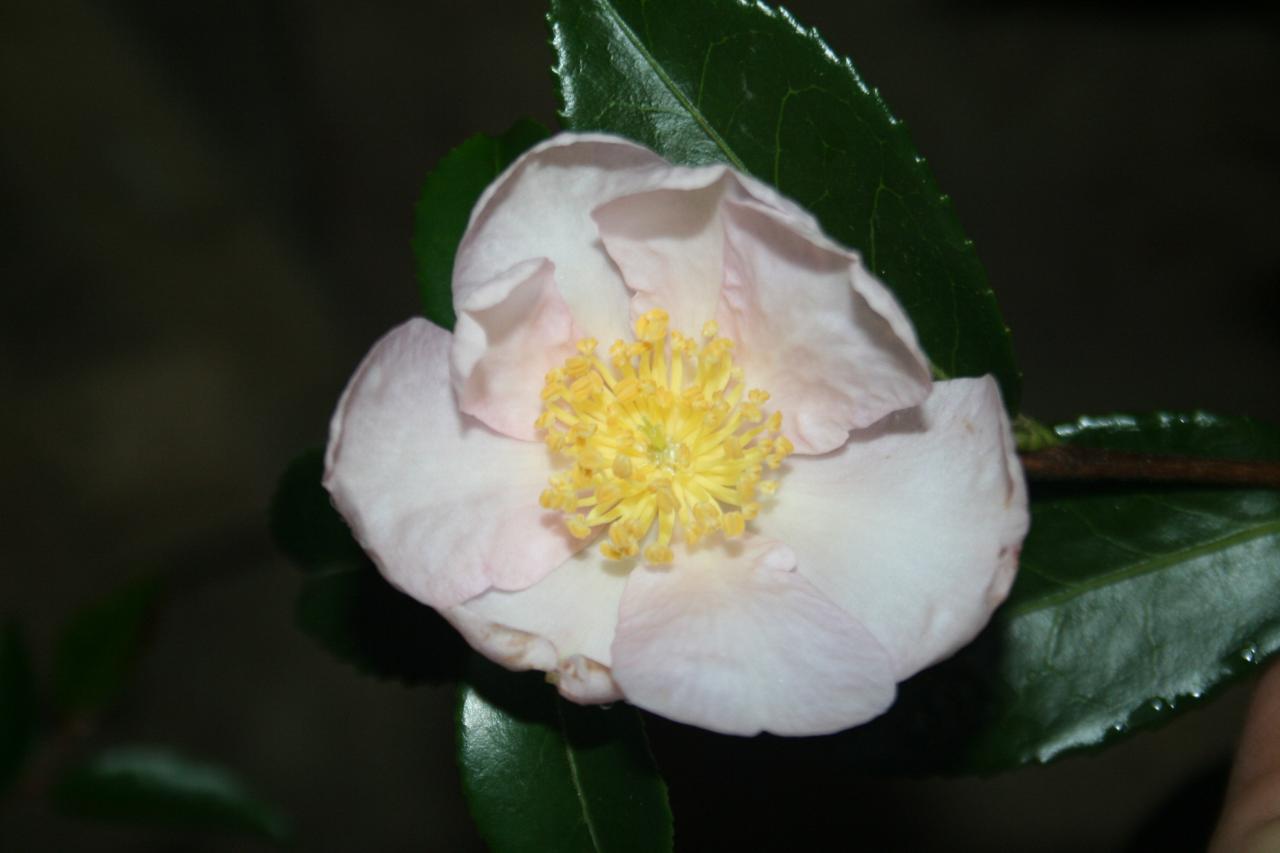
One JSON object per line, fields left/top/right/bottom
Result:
{"left": 3, "top": 1, "right": 1278, "bottom": 850}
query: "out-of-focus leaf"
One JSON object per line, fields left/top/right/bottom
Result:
{"left": 457, "top": 658, "right": 672, "bottom": 853}
{"left": 548, "top": 0, "right": 1020, "bottom": 408}
{"left": 413, "top": 118, "right": 551, "bottom": 329}
{"left": 273, "top": 448, "right": 466, "bottom": 682}
{"left": 53, "top": 746, "right": 289, "bottom": 841}
{"left": 53, "top": 576, "right": 162, "bottom": 716}
{"left": 1, "top": 620, "right": 37, "bottom": 794}
{"left": 270, "top": 447, "right": 366, "bottom": 573}
{"left": 296, "top": 564, "right": 466, "bottom": 684}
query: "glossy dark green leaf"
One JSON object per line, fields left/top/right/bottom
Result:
{"left": 53, "top": 746, "right": 289, "bottom": 841}
{"left": 270, "top": 447, "right": 366, "bottom": 574}
{"left": 53, "top": 576, "right": 163, "bottom": 716}
{"left": 0, "top": 620, "right": 37, "bottom": 794}
{"left": 651, "top": 413, "right": 1279, "bottom": 774}
{"left": 413, "top": 118, "right": 551, "bottom": 329}
{"left": 458, "top": 658, "right": 672, "bottom": 853}
{"left": 273, "top": 448, "right": 466, "bottom": 682}
{"left": 984, "top": 412, "right": 1280, "bottom": 765}
{"left": 548, "top": 0, "right": 1020, "bottom": 408}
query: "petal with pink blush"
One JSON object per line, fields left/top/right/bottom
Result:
{"left": 324, "top": 319, "right": 581, "bottom": 609}
{"left": 757, "top": 377, "right": 1029, "bottom": 680}
{"left": 611, "top": 537, "right": 896, "bottom": 736}
{"left": 593, "top": 167, "right": 824, "bottom": 336}
{"left": 453, "top": 134, "right": 670, "bottom": 348}
{"left": 593, "top": 175, "right": 728, "bottom": 336}
{"left": 451, "top": 258, "right": 580, "bottom": 440}
{"left": 445, "top": 547, "right": 631, "bottom": 703}
{"left": 717, "top": 199, "right": 932, "bottom": 454}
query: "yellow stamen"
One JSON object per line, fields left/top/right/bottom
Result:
{"left": 535, "top": 308, "right": 791, "bottom": 562}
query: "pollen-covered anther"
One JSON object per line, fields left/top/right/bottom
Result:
{"left": 534, "top": 309, "right": 793, "bottom": 563}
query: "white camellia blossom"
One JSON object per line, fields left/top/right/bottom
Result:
{"left": 324, "top": 133, "right": 1029, "bottom": 737}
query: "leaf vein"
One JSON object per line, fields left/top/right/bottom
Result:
{"left": 596, "top": 0, "right": 748, "bottom": 171}
{"left": 1005, "top": 518, "right": 1280, "bottom": 620}
{"left": 556, "top": 698, "right": 602, "bottom": 851}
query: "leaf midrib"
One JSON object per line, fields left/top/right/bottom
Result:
{"left": 1006, "top": 516, "right": 1280, "bottom": 621}
{"left": 592, "top": 0, "right": 748, "bottom": 171}
{"left": 555, "top": 698, "right": 603, "bottom": 851}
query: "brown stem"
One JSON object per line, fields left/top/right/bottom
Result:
{"left": 1020, "top": 446, "right": 1280, "bottom": 489}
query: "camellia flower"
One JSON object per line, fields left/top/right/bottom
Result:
{"left": 324, "top": 133, "right": 1029, "bottom": 736}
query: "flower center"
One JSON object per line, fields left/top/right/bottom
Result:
{"left": 535, "top": 308, "right": 793, "bottom": 565}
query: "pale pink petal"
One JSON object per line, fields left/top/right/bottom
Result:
{"left": 451, "top": 258, "right": 580, "bottom": 440}
{"left": 717, "top": 200, "right": 932, "bottom": 454}
{"left": 444, "top": 547, "right": 630, "bottom": 703}
{"left": 593, "top": 167, "right": 823, "bottom": 336}
{"left": 611, "top": 537, "right": 897, "bottom": 736}
{"left": 453, "top": 134, "right": 670, "bottom": 348}
{"left": 324, "top": 318, "right": 580, "bottom": 608}
{"left": 756, "top": 376, "right": 1028, "bottom": 680}
{"left": 592, "top": 174, "right": 729, "bottom": 336}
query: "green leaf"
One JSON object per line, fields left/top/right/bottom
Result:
{"left": 270, "top": 448, "right": 366, "bottom": 573}
{"left": 413, "top": 118, "right": 552, "bottom": 329}
{"left": 457, "top": 658, "right": 672, "bottom": 853}
{"left": 0, "top": 620, "right": 37, "bottom": 794}
{"left": 53, "top": 575, "right": 163, "bottom": 716}
{"left": 53, "top": 746, "right": 289, "bottom": 841}
{"left": 985, "top": 412, "right": 1280, "bottom": 764}
{"left": 273, "top": 448, "right": 466, "bottom": 682}
{"left": 548, "top": 0, "right": 1020, "bottom": 408}
{"left": 296, "top": 564, "right": 466, "bottom": 684}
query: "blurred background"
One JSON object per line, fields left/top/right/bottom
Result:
{"left": 2, "top": 0, "right": 1278, "bottom": 850}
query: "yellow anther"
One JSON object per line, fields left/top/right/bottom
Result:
{"left": 635, "top": 309, "right": 669, "bottom": 342}
{"left": 643, "top": 543, "right": 674, "bottom": 565}
{"left": 564, "top": 355, "right": 592, "bottom": 377}
{"left": 611, "top": 454, "right": 633, "bottom": 479}
{"left": 569, "top": 373, "right": 602, "bottom": 402}
{"left": 614, "top": 376, "right": 640, "bottom": 404}
{"left": 609, "top": 522, "right": 636, "bottom": 549}
{"left": 536, "top": 309, "right": 791, "bottom": 561}
{"left": 722, "top": 511, "right": 745, "bottom": 538}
